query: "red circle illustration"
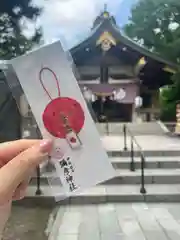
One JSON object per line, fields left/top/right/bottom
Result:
{"left": 42, "top": 97, "right": 85, "bottom": 138}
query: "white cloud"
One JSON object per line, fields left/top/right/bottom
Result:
{"left": 32, "top": 0, "right": 122, "bottom": 48}
{"left": 20, "top": 17, "right": 38, "bottom": 39}
{"left": 169, "top": 22, "right": 179, "bottom": 31}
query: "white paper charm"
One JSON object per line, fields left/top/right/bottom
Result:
{"left": 10, "top": 41, "right": 115, "bottom": 199}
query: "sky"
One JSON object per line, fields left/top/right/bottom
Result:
{"left": 27, "top": 0, "right": 136, "bottom": 49}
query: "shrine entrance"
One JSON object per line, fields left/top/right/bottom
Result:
{"left": 92, "top": 97, "right": 132, "bottom": 122}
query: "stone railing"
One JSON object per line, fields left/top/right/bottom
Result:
{"left": 163, "top": 122, "right": 176, "bottom": 133}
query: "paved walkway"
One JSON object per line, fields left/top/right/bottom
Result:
{"left": 4, "top": 203, "right": 180, "bottom": 240}
{"left": 101, "top": 135, "right": 180, "bottom": 151}
{"left": 47, "top": 203, "right": 180, "bottom": 240}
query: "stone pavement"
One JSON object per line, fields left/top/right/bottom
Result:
{"left": 5, "top": 203, "right": 180, "bottom": 240}
{"left": 3, "top": 206, "right": 54, "bottom": 240}
{"left": 48, "top": 203, "right": 180, "bottom": 240}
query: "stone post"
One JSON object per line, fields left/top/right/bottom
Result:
{"left": 175, "top": 101, "right": 180, "bottom": 135}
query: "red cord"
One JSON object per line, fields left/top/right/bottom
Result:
{"left": 39, "top": 67, "right": 61, "bottom": 100}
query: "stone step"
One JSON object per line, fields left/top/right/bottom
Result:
{"left": 105, "top": 169, "right": 180, "bottom": 185}
{"left": 14, "top": 184, "right": 180, "bottom": 206}
{"left": 97, "top": 122, "right": 164, "bottom": 136}
{"left": 102, "top": 135, "right": 180, "bottom": 156}
{"left": 112, "top": 157, "right": 180, "bottom": 169}
{"left": 30, "top": 169, "right": 180, "bottom": 186}
{"left": 25, "top": 135, "right": 180, "bottom": 157}
{"left": 40, "top": 157, "right": 180, "bottom": 174}
{"left": 107, "top": 150, "right": 180, "bottom": 157}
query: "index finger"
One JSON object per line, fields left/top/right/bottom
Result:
{"left": 0, "top": 139, "right": 41, "bottom": 166}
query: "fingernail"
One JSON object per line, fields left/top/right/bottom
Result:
{"left": 40, "top": 139, "right": 53, "bottom": 153}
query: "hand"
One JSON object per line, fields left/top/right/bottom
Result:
{"left": 0, "top": 139, "right": 53, "bottom": 237}
{"left": 0, "top": 139, "right": 53, "bottom": 205}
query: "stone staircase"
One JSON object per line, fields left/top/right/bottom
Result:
{"left": 15, "top": 141, "right": 180, "bottom": 206}
{"left": 97, "top": 122, "right": 165, "bottom": 136}
{"left": 16, "top": 122, "right": 180, "bottom": 206}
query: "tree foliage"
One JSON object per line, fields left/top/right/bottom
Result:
{"left": 124, "top": 0, "right": 180, "bottom": 121}
{"left": 124, "top": 0, "right": 180, "bottom": 63}
{"left": 0, "top": 0, "right": 42, "bottom": 59}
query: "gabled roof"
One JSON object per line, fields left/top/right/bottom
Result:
{"left": 70, "top": 10, "right": 178, "bottom": 70}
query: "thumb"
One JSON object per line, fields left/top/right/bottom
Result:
{"left": 0, "top": 139, "right": 53, "bottom": 204}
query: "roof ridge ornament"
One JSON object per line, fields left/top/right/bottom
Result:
{"left": 102, "top": 3, "right": 109, "bottom": 18}
{"left": 104, "top": 3, "right": 107, "bottom": 12}
{"left": 92, "top": 3, "right": 116, "bottom": 29}
{"left": 96, "top": 31, "right": 116, "bottom": 52}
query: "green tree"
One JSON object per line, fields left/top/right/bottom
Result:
{"left": 159, "top": 85, "right": 176, "bottom": 121}
{"left": 124, "top": 0, "right": 180, "bottom": 63}
{"left": 159, "top": 70, "right": 180, "bottom": 121}
{"left": 124, "top": 0, "right": 180, "bottom": 121}
{"left": 0, "top": 1, "right": 42, "bottom": 59}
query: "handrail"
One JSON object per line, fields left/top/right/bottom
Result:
{"left": 123, "top": 124, "right": 146, "bottom": 194}
{"left": 35, "top": 125, "right": 43, "bottom": 195}
{"left": 125, "top": 125, "right": 144, "bottom": 153}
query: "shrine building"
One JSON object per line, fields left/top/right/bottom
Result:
{"left": 69, "top": 8, "right": 178, "bottom": 122}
